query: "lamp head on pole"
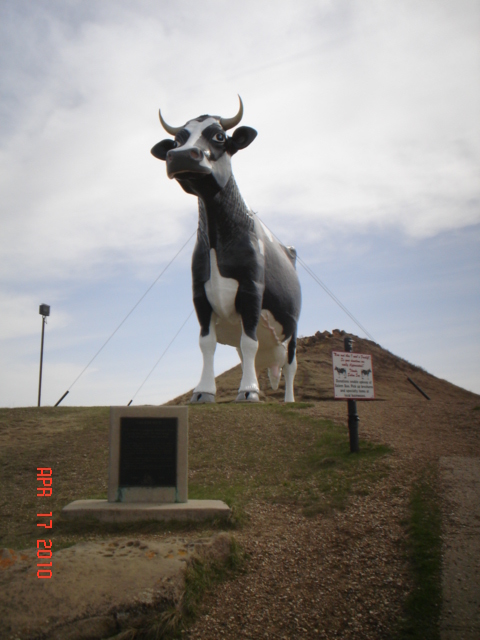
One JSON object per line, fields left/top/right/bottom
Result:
{"left": 39, "top": 304, "right": 50, "bottom": 317}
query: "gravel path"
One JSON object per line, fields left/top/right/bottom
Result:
{"left": 186, "top": 398, "right": 480, "bottom": 639}
{"left": 188, "top": 491, "right": 410, "bottom": 639}
{"left": 440, "top": 456, "right": 480, "bottom": 640}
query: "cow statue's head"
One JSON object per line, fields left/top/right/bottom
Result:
{"left": 151, "top": 96, "right": 257, "bottom": 196}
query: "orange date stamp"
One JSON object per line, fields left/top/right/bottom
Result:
{"left": 36, "top": 468, "right": 52, "bottom": 579}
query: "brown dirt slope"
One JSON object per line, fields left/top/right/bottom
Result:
{"left": 169, "top": 329, "right": 477, "bottom": 405}
{"left": 1, "top": 332, "right": 479, "bottom": 640}
{"left": 170, "top": 331, "right": 480, "bottom": 639}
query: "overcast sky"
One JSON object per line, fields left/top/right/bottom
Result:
{"left": 1, "top": 0, "right": 479, "bottom": 407}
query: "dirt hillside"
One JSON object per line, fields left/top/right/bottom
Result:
{"left": 169, "top": 329, "right": 476, "bottom": 406}
{"left": 170, "top": 330, "right": 480, "bottom": 639}
{"left": 0, "top": 331, "right": 479, "bottom": 640}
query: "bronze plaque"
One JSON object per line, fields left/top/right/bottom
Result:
{"left": 119, "top": 417, "right": 177, "bottom": 487}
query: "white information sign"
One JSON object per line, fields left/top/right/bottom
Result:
{"left": 332, "top": 351, "right": 375, "bottom": 399}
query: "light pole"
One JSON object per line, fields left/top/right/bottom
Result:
{"left": 38, "top": 304, "right": 50, "bottom": 407}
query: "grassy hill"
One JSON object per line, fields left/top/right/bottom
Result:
{"left": 1, "top": 329, "right": 477, "bottom": 550}
{"left": 1, "top": 332, "right": 479, "bottom": 639}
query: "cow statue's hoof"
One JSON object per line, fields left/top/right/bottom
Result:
{"left": 235, "top": 390, "right": 260, "bottom": 403}
{"left": 190, "top": 392, "right": 215, "bottom": 404}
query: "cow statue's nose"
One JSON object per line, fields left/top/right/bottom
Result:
{"left": 165, "top": 144, "right": 212, "bottom": 180}
{"left": 166, "top": 147, "right": 204, "bottom": 163}
{"left": 189, "top": 148, "right": 203, "bottom": 160}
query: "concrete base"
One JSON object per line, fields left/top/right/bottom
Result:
{"left": 62, "top": 499, "right": 231, "bottom": 523}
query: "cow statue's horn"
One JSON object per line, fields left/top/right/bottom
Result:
{"left": 219, "top": 95, "right": 243, "bottom": 130}
{"left": 158, "top": 109, "right": 183, "bottom": 136}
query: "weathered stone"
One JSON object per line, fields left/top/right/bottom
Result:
{"left": 51, "top": 616, "right": 117, "bottom": 640}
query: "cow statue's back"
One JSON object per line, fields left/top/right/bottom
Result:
{"left": 151, "top": 96, "right": 301, "bottom": 403}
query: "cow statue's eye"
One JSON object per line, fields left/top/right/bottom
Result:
{"left": 213, "top": 132, "right": 226, "bottom": 143}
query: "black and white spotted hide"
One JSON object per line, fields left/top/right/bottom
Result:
{"left": 151, "top": 97, "right": 301, "bottom": 403}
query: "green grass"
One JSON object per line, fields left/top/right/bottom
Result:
{"left": 181, "top": 536, "right": 247, "bottom": 621}
{"left": 394, "top": 467, "right": 442, "bottom": 639}
{"left": 188, "top": 402, "right": 391, "bottom": 519}
{"left": 288, "top": 409, "right": 391, "bottom": 514}
{"left": 2, "top": 402, "right": 392, "bottom": 549}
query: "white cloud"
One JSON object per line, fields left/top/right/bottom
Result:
{"left": 1, "top": 1, "right": 478, "bottom": 284}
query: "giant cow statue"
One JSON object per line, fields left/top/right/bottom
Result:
{"left": 151, "top": 97, "right": 301, "bottom": 403}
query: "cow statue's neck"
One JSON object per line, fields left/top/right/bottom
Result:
{"left": 197, "top": 176, "right": 254, "bottom": 250}
{"left": 151, "top": 97, "right": 302, "bottom": 404}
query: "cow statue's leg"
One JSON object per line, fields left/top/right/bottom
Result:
{"left": 190, "top": 317, "right": 217, "bottom": 403}
{"left": 190, "top": 280, "right": 217, "bottom": 403}
{"left": 236, "top": 346, "right": 243, "bottom": 366}
{"left": 283, "top": 358, "right": 297, "bottom": 402}
{"left": 236, "top": 331, "right": 260, "bottom": 402}
{"left": 283, "top": 334, "right": 297, "bottom": 403}
{"left": 235, "top": 287, "right": 261, "bottom": 403}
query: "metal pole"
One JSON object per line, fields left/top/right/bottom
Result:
{"left": 38, "top": 316, "right": 46, "bottom": 407}
{"left": 54, "top": 391, "right": 69, "bottom": 407}
{"left": 344, "top": 337, "right": 360, "bottom": 453}
{"left": 407, "top": 377, "right": 430, "bottom": 400}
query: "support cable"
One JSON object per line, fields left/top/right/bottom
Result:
{"left": 253, "top": 216, "right": 427, "bottom": 400}
{"left": 127, "top": 309, "right": 195, "bottom": 406}
{"left": 54, "top": 230, "right": 196, "bottom": 406}
{"left": 296, "top": 256, "right": 375, "bottom": 342}
{"left": 55, "top": 215, "right": 376, "bottom": 406}
{"left": 255, "top": 215, "right": 376, "bottom": 342}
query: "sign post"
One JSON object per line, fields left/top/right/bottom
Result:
{"left": 344, "top": 337, "right": 359, "bottom": 453}
{"left": 332, "top": 337, "right": 375, "bottom": 453}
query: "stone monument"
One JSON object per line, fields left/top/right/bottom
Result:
{"left": 62, "top": 406, "right": 230, "bottom": 523}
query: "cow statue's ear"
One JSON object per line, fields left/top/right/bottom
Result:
{"left": 151, "top": 139, "right": 176, "bottom": 161}
{"left": 227, "top": 126, "right": 258, "bottom": 155}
